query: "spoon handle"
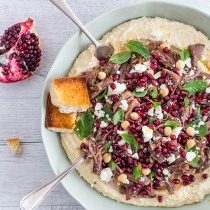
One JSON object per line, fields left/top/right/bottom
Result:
{"left": 20, "top": 154, "right": 87, "bottom": 210}
{"left": 49, "top": 0, "right": 99, "bottom": 47}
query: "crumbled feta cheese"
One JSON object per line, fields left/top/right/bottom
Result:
{"left": 131, "top": 153, "right": 139, "bottom": 159}
{"left": 189, "top": 70, "right": 195, "bottom": 76}
{"left": 155, "top": 106, "right": 163, "bottom": 120}
{"left": 163, "top": 168, "right": 169, "bottom": 176}
{"left": 136, "top": 87, "right": 145, "bottom": 92}
{"left": 195, "top": 130, "right": 199, "bottom": 134}
{"left": 127, "top": 148, "right": 132, "bottom": 155}
{"left": 131, "top": 54, "right": 136, "bottom": 58}
{"left": 91, "top": 184, "right": 93, "bottom": 188}
{"left": 185, "top": 57, "right": 192, "bottom": 68}
{"left": 95, "top": 102, "right": 103, "bottom": 111}
{"left": 198, "top": 121, "right": 205, "bottom": 127}
{"left": 104, "top": 95, "right": 113, "bottom": 104}
{"left": 200, "top": 55, "right": 206, "bottom": 61}
{"left": 160, "top": 84, "right": 166, "bottom": 90}
{"left": 93, "top": 127, "right": 97, "bottom": 132}
{"left": 107, "top": 82, "right": 126, "bottom": 96}
{"left": 154, "top": 72, "right": 161, "bottom": 79}
{"left": 108, "top": 146, "right": 113, "bottom": 153}
{"left": 143, "top": 60, "right": 151, "bottom": 68}
{"left": 203, "top": 116, "right": 208, "bottom": 122}
{"left": 150, "top": 30, "right": 163, "bottom": 38}
{"left": 172, "top": 127, "right": 182, "bottom": 138}
{"left": 205, "top": 87, "right": 210, "bottom": 94}
{"left": 119, "top": 100, "right": 128, "bottom": 111}
{"left": 116, "top": 70, "right": 120, "bottom": 74}
{"left": 142, "top": 126, "right": 153, "bottom": 142}
{"left": 117, "top": 130, "right": 128, "bottom": 135}
{"left": 94, "top": 103, "right": 105, "bottom": 118}
{"left": 130, "top": 63, "right": 147, "bottom": 73}
{"left": 123, "top": 179, "right": 130, "bottom": 184}
{"left": 167, "top": 153, "right": 176, "bottom": 164}
{"left": 186, "top": 151, "right": 196, "bottom": 162}
{"left": 100, "top": 121, "right": 108, "bottom": 128}
{"left": 100, "top": 167, "right": 113, "bottom": 182}
{"left": 148, "top": 107, "right": 154, "bottom": 116}
{"left": 118, "top": 139, "right": 126, "bottom": 146}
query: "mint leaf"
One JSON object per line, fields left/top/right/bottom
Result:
{"left": 184, "top": 97, "right": 189, "bottom": 109}
{"left": 183, "top": 80, "right": 207, "bottom": 95}
{"left": 148, "top": 116, "right": 154, "bottom": 124}
{"left": 148, "top": 100, "right": 162, "bottom": 109}
{"left": 101, "top": 107, "right": 113, "bottom": 124}
{"left": 180, "top": 48, "right": 190, "bottom": 61}
{"left": 126, "top": 40, "right": 149, "bottom": 59}
{"left": 76, "top": 111, "right": 93, "bottom": 138}
{"left": 108, "top": 160, "right": 117, "bottom": 171}
{"left": 148, "top": 171, "right": 156, "bottom": 179}
{"left": 132, "top": 166, "right": 141, "bottom": 179}
{"left": 109, "top": 52, "right": 131, "bottom": 64}
{"left": 150, "top": 157, "right": 155, "bottom": 163}
{"left": 112, "top": 109, "right": 124, "bottom": 125}
{"left": 164, "top": 120, "right": 179, "bottom": 129}
{"left": 120, "top": 133, "right": 141, "bottom": 150}
{"left": 96, "top": 85, "right": 108, "bottom": 100}
{"left": 195, "top": 105, "right": 201, "bottom": 119}
{"left": 186, "top": 120, "right": 208, "bottom": 136}
{"left": 150, "top": 86, "right": 158, "bottom": 98}
{"left": 185, "top": 146, "right": 199, "bottom": 165}
{"left": 105, "top": 141, "right": 113, "bottom": 153}
{"left": 132, "top": 89, "right": 147, "bottom": 97}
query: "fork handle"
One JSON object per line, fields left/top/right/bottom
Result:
{"left": 49, "top": 0, "right": 99, "bottom": 47}
{"left": 19, "top": 154, "right": 87, "bottom": 210}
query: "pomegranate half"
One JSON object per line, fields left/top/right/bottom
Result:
{"left": 0, "top": 18, "right": 42, "bottom": 83}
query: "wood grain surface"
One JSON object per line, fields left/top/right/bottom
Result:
{"left": 0, "top": 0, "right": 209, "bottom": 209}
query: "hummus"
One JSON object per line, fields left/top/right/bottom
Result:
{"left": 61, "top": 17, "right": 210, "bottom": 207}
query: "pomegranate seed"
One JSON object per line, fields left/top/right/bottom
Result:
{"left": 127, "top": 157, "right": 133, "bottom": 164}
{"left": 158, "top": 127, "right": 164, "bottom": 134}
{"left": 204, "top": 107, "right": 210, "bottom": 112}
{"left": 134, "top": 121, "right": 141, "bottom": 127}
{"left": 170, "top": 135, "right": 176, "bottom": 140}
{"left": 146, "top": 104, "right": 153, "bottom": 110}
{"left": 147, "top": 74, "right": 153, "bottom": 80}
{"left": 168, "top": 85, "right": 173, "bottom": 92}
{"left": 202, "top": 174, "right": 208, "bottom": 179}
{"left": 171, "top": 95, "right": 178, "bottom": 100}
{"left": 131, "top": 78, "right": 137, "bottom": 84}
{"left": 146, "top": 185, "right": 151, "bottom": 191}
{"left": 132, "top": 73, "right": 137, "bottom": 79}
{"left": 142, "top": 163, "right": 148, "bottom": 168}
{"left": 158, "top": 78, "right": 164, "bottom": 84}
{"left": 181, "top": 175, "right": 189, "bottom": 180}
{"left": 179, "top": 107, "right": 184, "bottom": 113}
{"left": 173, "top": 179, "right": 180, "bottom": 184}
{"left": 183, "top": 180, "right": 191, "bottom": 186}
{"left": 126, "top": 168, "right": 132, "bottom": 173}
{"left": 136, "top": 126, "right": 142, "bottom": 132}
{"left": 148, "top": 124, "right": 155, "bottom": 129}
{"left": 158, "top": 196, "right": 163, "bottom": 203}
{"left": 107, "top": 125, "right": 113, "bottom": 130}
{"left": 163, "top": 105, "right": 169, "bottom": 112}
{"left": 207, "top": 95, "right": 210, "bottom": 100}
{"left": 171, "top": 111, "right": 177, "bottom": 117}
{"left": 114, "top": 157, "right": 121, "bottom": 163}
{"left": 151, "top": 59, "right": 157, "bottom": 64}
{"left": 112, "top": 143, "right": 117, "bottom": 150}
{"left": 107, "top": 134, "right": 112, "bottom": 140}
{"left": 173, "top": 68, "right": 179, "bottom": 74}
{"left": 162, "top": 148, "right": 168, "bottom": 153}
{"left": 129, "top": 186, "right": 136, "bottom": 191}
{"left": 148, "top": 163, "right": 153, "bottom": 169}
{"left": 154, "top": 121, "right": 160, "bottom": 126}
{"left": 90, "top": 99, "right": 96, "bottom": 104}
{"left": 125, "top": 73, "right": 132, "bottom": 79}
{"left": 120, "top": 145, "right": 127, "bottom": 150}
{"left": 154, "top": 185, "right": 159, "bottom": 190}
{"left": 139, "top": 190, "right": 146, "bottom": 196}
{"left": 128, "top": 84, "right": 134, "bottom": 91}
{"left": 151, "top": 80, "right": 157, "bottom": 85}
{"left": 163, "top": 47, "right": 169, "bottom": 53}
{"left": 189, "top": 174, "right": 195, "bottom": 182}
{"left": 170, "top": 146, "right": 177, "bottom": 151}
{"left": 111, "top": 94, "right": 119, "bottom": 101}
{"left": 150, "top": 64, "right": 157, "bottom": 69}
{"left": 177, "top": 95, "right": 183, "bottom": 101}
{"left": 113, "top": 125, "right": 118, "bottom": 131}
{"left": 128, "top": 119, "right": 134, "bottom": 124}
{"left": 155, "top": 53, "right": 161, "bottom": 59}
{"left": 196, "top": 98, "right": 202, "bottom": 104}
{"left": 95, "top": 123, "right": 100, "bottom": 128}
{"left": 164, "top": 153, "right": 170, "bottom": 158}
{"left": 133, "top": 160, "right": 138, "bottom": 167}
{"left": 165, "top": 75, "right": 170, "bottom": 83}
{"left": 161, "top": 71, "right": 166, "bottom": 77}
{"left": 157, "top": 59, "right": 163, "bottom": 65}
{"left": 136, "top": 184, "right": 143, "bottom": 188}
{"left": 196, "top": 92, "right": 202, "bottom": 98}
{"left": 142, "top": 118, "right": 148, "bottom": 124}
{"left": 136, "top": 97, "right": 141, "bottom": 103}
{"left": 138, "top": 73, "right": 143, "bottom": 78}
{"left": 166, "top": 141, "right": 171, "bottom": 147}
{"left": 102, "top": 162, "right": 107, "bottom": 168}
{"left": 156, "top": 148, "right": 161, "bottom": 153}
{"left": 113, "top": 74, "right": 119, "bottom": 81}
{"left": 80, "top": 143, "right": 86, "bottom": 149}
{"left": 118, "top": 152, "right": 124, "bottom": 157}
{"left": 139, "top": 82, "right": 146, "bottom": 87}
{"left": 181, "top": 133, "right": 188, "bottom": 139}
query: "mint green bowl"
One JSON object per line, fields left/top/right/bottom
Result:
{"left": 41, "top": 1, "right": 210, "bottom": 209}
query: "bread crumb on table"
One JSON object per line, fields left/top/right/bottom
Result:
{"left": 7, "top": 138, "right": 23, "bottom": 155}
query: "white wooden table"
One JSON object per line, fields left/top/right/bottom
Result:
{"left": 0, "top": 0, "right": 209, "bottom": 209}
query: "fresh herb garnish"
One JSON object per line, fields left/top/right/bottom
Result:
{"left": 120, "top": 133, "right": 141, "bottom": 150}
{"left": 148, "top": 100, "right": 162, "bottom": 109}
{"left": 185, "top": 146, "right": 199, "bottom": 165}
{"left": 76, "top": 111, "right": 93, "bottom": 138}
{"left": 101, "top": 107, "right": 113, "bottom": 124}
{"left": 164, "top": 120, "right": 179, "bottom": 129}
{"left": 183, "top": 80, "right": 207, "bottom": 95}
{"left": 109, "top": 51, "right": 131, "bottom": 64}
{"left": 105, "top": 141, "right": 113, "bottom": 153}
{"left": 186, "top": 120, "right": 208, "bottom": 136}
{"left": 148, "top": 116, "right": 155, "bottom": 124}
{"left": 108, "top": 159, "right": 117, "bottom": 171}
{"left": 150, "top": 86, "right": 158, "bottom": 98}
{"left": 150, "top": 157, "right": 155, "bottom": 163}
{"left": 96, "top": 85, "right": 108, "bottom": 100}
{"left": 132, "top": 89, "right": 148, "bottom": 97}
{"left": 112, "top": 109, "right": 124, "bottom": 125}
{"left": 184, "top": 97, "right": 189, "bottom": 109}
{"left": 180, "top": 48, "right": 190, "bottom": 61}
{"left": 126, "top": 40, "right": 149, "bottom": 59}
{"left": 148, "top": 171, "right": 156, "bottom": 179}
{"left": 132, "top": 166, "right": 141, "bottom": 179}
{"left": 195, "top": 105, "right": 201, "bottom": 119}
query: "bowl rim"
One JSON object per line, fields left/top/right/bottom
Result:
{"left": 41, "top": 0, "right": 210, "bottom": 209}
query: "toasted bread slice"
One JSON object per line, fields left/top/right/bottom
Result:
{"left": 46, "top": 94, "right": 76, "bottom": 132}
{"left": 7, "top": 138, "right": 23, "bottom": 155}
{"left": 50, "top": 76, "right": 91, "bottom": 113}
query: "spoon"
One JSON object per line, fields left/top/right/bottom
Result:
{"left": 49, "top": 0, "right": 113, "bottom": 61}
{"left": 20, "top": 153, "right": 88, "bottom": 210}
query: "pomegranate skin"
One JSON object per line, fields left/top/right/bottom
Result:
{"left": 0, "top": 18, "right": 42, "bottom": 83}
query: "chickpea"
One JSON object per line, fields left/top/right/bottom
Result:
{"left": 142, "top": 168, "right": 151, "bottom": 176}
{"left": 207, "top": 61, "right": 210, "bottom": 69}
{"left": 103, "top": 153, "right": 112, "bottom": 163}
{"left": 121, "top": 121, "right": 130, "bottom": 130}
{"left": 146, "top": 69, "right": 154, "bottom": 76}
{"left": 186, "top": 139, "right": 195, "bottom": 149}
{"left": 186, "top": 127, "right": 196, "bottom": 136}
{"left": 205, "top": 79, "right": 210, "bottom": 86}
{"left": 130, "top": 112, "right": 140, "bottom": 120}
{"left": 76, "top": 115, "right": 81, "bottom": 123}
{"left": 160, "top": 42, "right": 171, "bottom": 50}
{"left": 164, "top": 127, "right": 172, "bottom": 136}
{"left": 98, "top": 72, "right": 106, "bottom": 80}
{"left": 160, "top": 87, "right": 169, "bottom": 97}
{"left": 176, "top": 60, "right": 185, "bottom": 70}
{"left": 118, "top": 174, "right": 127, "bottom": 182}
{"left": 138, "top": 162, "right": 142, "bottom": 169}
